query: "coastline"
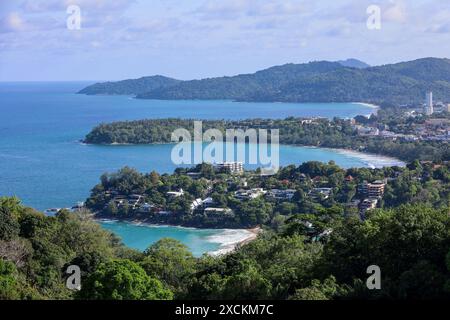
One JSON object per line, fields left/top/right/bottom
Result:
{"left": 352, "top": 102, "right": 380, "bottom": 117}
{"left": 96, "top": 217, "right": 261, "bottom": 256}
{"left": 208, "top": 227, "right": 262, "bottom": 256}
{"left": 328, "top": 147, "right": 405, "bottom": 168}
{"left": 353, "top": 102, "right": 379, "bottom": 109}
{"left": 335, "top": 149, "right": 404, "bottom": 168}
{"left": 283, "top": 145, "right": 405, "bottom": 168}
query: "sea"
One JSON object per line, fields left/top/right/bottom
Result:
{"left": 0, "top": 82, "right": 404, "bottom": 256}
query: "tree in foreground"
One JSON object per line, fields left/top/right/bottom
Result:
{"left": 78, "top": 259, "right": 173, "bottom": 300}
{"left": 140, "top": 238, "right": 196, "bottom": 297}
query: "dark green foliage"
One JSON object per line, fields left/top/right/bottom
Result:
{"left": 139, "top": 238, "right": 196, "bottom": 298}
{"left": 78, "top": 75, "right": 181, "bottom": 95}
{"left": 0, "top": 259, "right": 20, "bottom": 299}
{"left": 323, "top": 205, "right": 450, "bottom": 299}
{"left": 187, "top": 205, "right": 450, "bottom": 300}
{"left": 0, "top": 197, "right": 176, "bottom": 300}
{"left": 77, "top": 259, "right": 173, "bottom": 300}
{"left": 0, "top": 197, "right": 21, "bottom": 241}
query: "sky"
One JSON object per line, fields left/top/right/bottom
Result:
{"left": 0, "top": 0, "right": 449, "bottom": 81}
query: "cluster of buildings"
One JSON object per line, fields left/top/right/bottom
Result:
{"left": 422, "top": 91, "right": 450, "bottom": 115}
{"left": 267, "top": 189, "right": 296, "bottom": 200}
{"left": 235, "top": 188, "right": 266, "bottom": 200}
{"left": 420, "top": 118, "right": 450, "bottom": 141}
{"left": 353, "top": 122, "right": 419, "bottom": 141}
{"left": 107, "top": 192, "right": 145, "bottom": 210}
{"left": 233, "top": 186, "right": 335, "bottom": 202}
{"left": 190, "top": 197, "right": 234, "bottom": 216}
{"left": 234, "top": 188, "right": 298, "bottom": 201}
{"left": 99, "top": 163, "right": 389, "bottom": 222}
{"left": 353, "top": 92, "right": 450, "bottom": 142}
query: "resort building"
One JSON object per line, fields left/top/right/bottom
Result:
{"left": 186, "top": 172, "right": 202, "bottom": 180}
{"left": 359, "top": 180, "right": 386, "bottom": 198}
{"left": 424, "top": 91, "right": 434, "bottom": 115}
{"left": 167, "top": 189, "right": 184, "bottom": 198}
{"left": 138, "top": 203, "right": 155, "bottom": 213}
{"left": 214, "top": 162, "right": 244, "bottom": 174}
{"left": 235, "top": 188, "right": 266, "bottom": 200}
{"left": 309, "top": 188, "right": 333, "bottom": 200}
{"left": 267, "top": 189, "right": 296, "bottom": 200}
{"left": 204, "top": 207, "right": 234, "bottom": 216}
{"left": 360, "top": 198, "right": 379, "bottom": 212}
{"left": 356, "top": 126, "right": 380, "bottom": 136}
{"left": 202, "top": 197, "right": 215, "bottom": 208}
{"left": 368, "top": 181, "right": 386, "bottom": 198}
{"left": 128, "top": 194, "right": 143, "bottom": 209}
{"left": 190, "top": 198, "right": 204, "bottom": 212}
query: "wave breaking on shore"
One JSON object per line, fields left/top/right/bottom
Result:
{"left": 334, "top": 149, "right": 406, "bottom": 168}
{"left": 206, "top": 228, "right": 261, "bottom": 256}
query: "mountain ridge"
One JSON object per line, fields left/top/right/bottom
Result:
{"left": 78, "top": 58, "right": 450, "bottom": 104}
{"left": 336, "top": 58, "right": 370, "bottom": 69}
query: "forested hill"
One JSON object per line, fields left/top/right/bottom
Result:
{"left": 78, "top": 75, "right": 181, "bottom": 95}
{"left": 78, "top": 58, "right": 450, "bottom": 104}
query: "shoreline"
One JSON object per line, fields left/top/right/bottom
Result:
{"left": 353, "top": 102, "right": 380, "bottom": 109}
{"left": 334, "top": 149, "right": 405, "bottom": 168}
{"left": 96, "top": 218, "right": 261, "bottom": 256}
{"left": 323, "top": 147, "right": 405, "bottom": 168}
{"left": 208, "top": 227, "right": 262, "bottom": 256}
{"left": 352, "top": 102, "right": 380, "bottom": 117}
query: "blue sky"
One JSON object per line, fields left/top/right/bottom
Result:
{"left": 0, "top": 0, "right": 449, "bottom": 81}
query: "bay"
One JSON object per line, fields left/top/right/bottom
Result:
{"left": 0, "top": 82, "right": 402, "bottom": 255}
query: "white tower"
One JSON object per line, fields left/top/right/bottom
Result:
{"left": 425, "top": 91, "right": 433, "bottom": 115}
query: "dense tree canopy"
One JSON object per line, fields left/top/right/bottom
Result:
{"left": 78, "top": 259, "right": 173, "bottom": 300}
{"left": 0, "top": 195, "right": 449, "bottom": 300}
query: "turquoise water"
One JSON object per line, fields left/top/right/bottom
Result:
{"left": 0, "top": 82, "right": 399, "bottom": 254}
{"left": 98, "top": 221, "right": 221, "bottom": 256}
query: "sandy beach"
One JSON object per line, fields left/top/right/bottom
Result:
{"left": 352, "top": 102, "right": 380, "bottom": 116}
{"left": 208, "top": 227, "right": 262, "bottom": 256}
{"left": 333, "top": 148, "right": 406, "bottom": 168}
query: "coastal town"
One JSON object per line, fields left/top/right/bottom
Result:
{"left": 97, "top": 163, "right": 388, "bottom": 221}
{"left": 47, "top": 91, "right": 450, "bottom": 237}
{"left": 352, "top": 92, "right": 450, "bottom": 142}
{"left": 84, "top": 151, "right": 448, "bottom": 242}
